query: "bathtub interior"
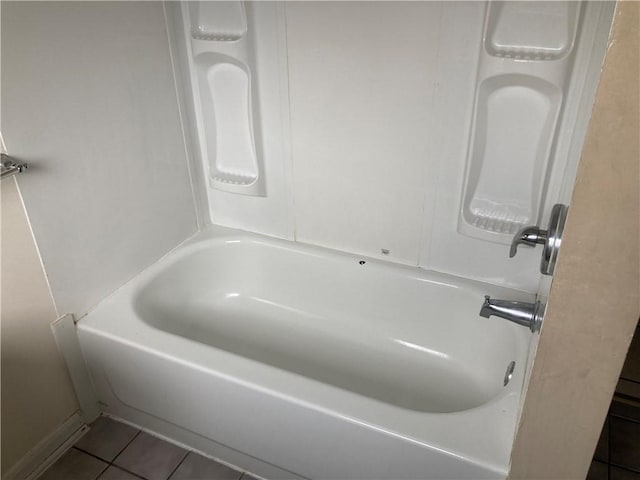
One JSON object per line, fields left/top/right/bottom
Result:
{"left": 133, "top": 238, "right": 525, "bottom": 414}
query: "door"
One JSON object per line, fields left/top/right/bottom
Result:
{"left": 509, "top": 2, "right": 640, "bottom": 478}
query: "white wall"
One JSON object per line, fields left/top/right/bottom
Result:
{"left": 2, "top": 1, "right": 197, "bottom": 317}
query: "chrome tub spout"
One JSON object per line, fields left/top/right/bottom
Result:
{"left": 479, "top": 296, "right": 544, "bottom": 333}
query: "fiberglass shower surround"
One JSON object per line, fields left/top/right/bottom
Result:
{"left": 185, "top": 1, "right": 581, "bottom": 243}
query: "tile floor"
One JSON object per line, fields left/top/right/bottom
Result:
{"left": 39, "top": 416, "right": 259, "bottom": 480}
{"left": 587, "top": 398, "right": 640, "bottom": 480}
{"left": 588, "top": 323, "right": 640, "bottom": 480}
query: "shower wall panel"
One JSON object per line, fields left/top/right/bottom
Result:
{"left": 2, "top": 2, "right": 198, "bottom": 316}
{"left": 171, "top": 1, "right": 613, "bottom": 293}
{"left": 172, "top": 1, "right": 294, "bottom": 239}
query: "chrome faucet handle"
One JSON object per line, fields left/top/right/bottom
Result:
{"left": 509, "top": 227, "right": 548, "bottom": 258}
{"left": 509, "top": 204, "right": 568, "bottom": 276}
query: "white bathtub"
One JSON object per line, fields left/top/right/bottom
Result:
{"left": 78, "top": 225, "right": 532, "bottom": 479}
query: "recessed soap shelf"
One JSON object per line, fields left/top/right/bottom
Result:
{"left": 192, "top": 33, "right": 244, "bottom": 42}
{"left": 470, "top": 216, "right": 524, "bottom": 236}
{"left": 458, "top": 2, "right": 581, "bottom": 244}
{"left": 184, "top": 1, "right": 273, "bottom": 197}
{"left": 212, "top": 174, "right": 256, "bottom": 185}
{"left": 485, "top": 1, "right": 580, "bottom": 61}
{"left": 491, "top": 52, "right": 559, "bottom": 61}
{"left": 189, "top": 2, "right": 247, "bottom": 42}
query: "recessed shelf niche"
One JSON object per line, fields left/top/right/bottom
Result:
{"left": 181, "top": 1, "right": 282, "bottom": 197}
{"left": 189, "top": 2, "right": 247, "bottom": 41}
{"left": 197, "top": 56, "right": 260, "bottom": 192}
{"left": 458, "top": 1, "right": 581, "bottom": 244}
{"left": 462, "top": 75, "right": 562, "bottom": 236}
{"left": 485, "top": 1, "right": 580, "bottom": 61}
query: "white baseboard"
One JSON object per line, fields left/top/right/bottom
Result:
{"left": 2, "top": 412, "right": 88, "bottom": 480}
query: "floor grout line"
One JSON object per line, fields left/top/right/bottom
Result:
{"left": 103, "top": 465, "right": 148, "bottom": 480}
{"left": 619, "top": 376, "right": 640, "bottom": 386}
{"left": 72, "top": 417, "right": 146, "bottom": 480}
{"left": 165, "top": 449, "right": 190, "bottom": 480}
{"left": 609, "top": 412, "right": 640, "bottom": 425}
{"left": 94, "top": 462, "right": 109, "bottom": 480}
{"left": 111, "top": 428, "right": 142, "bottom": 465}
{"left": 601, "top": 406, "right": 640, "bottom": 478}
{"left": 72, "top": 446, "right": 111, "bottom": 466}
{"left": 609, "top": 462, "right": 640, "bottom": 475}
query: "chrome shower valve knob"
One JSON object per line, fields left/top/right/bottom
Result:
{"left": 509, "top": 204, "right": 568, "bottom": 276}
